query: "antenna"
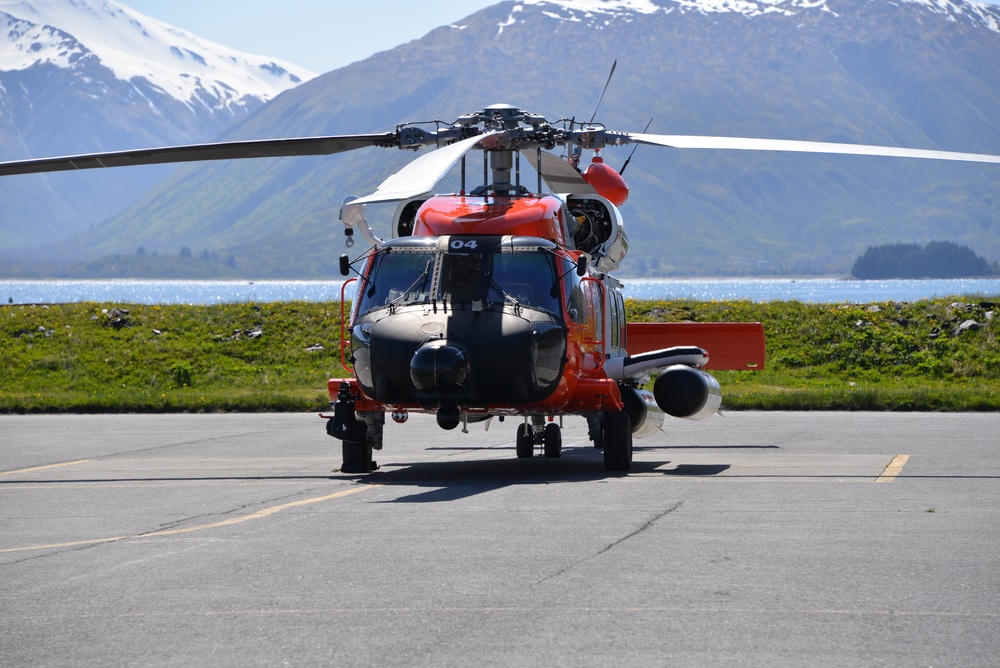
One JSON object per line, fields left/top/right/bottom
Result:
{"left": 620, "top": 117, "right": 653, "bottom": 176}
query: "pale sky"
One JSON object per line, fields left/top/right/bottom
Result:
{"left": 120, "top": 1, "right": 499, "bottom": 74}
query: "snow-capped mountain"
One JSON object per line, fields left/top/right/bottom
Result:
{"left": 3, "top": 0, "right": 999, "bottom": 276}
{"left": 511, "top": 0, "right": 1000, "bottom": 30}
{"left": 0, "top": 0, "right": 313, "bottom": 114}
{"left": 63, "top": 0, "right": 997, "bottom": 278}
{"left": 0, "top": 0, "right": 315, "bottom": 250}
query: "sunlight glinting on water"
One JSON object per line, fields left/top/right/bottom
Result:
{"left": 2, "top": 277, "right": 1000, "bottom": 305}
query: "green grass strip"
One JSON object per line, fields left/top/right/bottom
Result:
{"left": 2, "top": 297, "right": 998, "bottom": 413}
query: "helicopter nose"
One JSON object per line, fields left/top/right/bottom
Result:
{"left": 410, "top": 342, "right": 469, "bottom": 392}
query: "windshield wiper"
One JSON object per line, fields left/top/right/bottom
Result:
{"left": 389, "top": 259, "right": 433, "bottom": 309}
{"left": 486, "top": 276, "right": 521, "bottom": 310}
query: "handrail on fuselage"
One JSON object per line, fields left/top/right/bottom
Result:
{"left": 340, "top": 278, "right": 358, "bottom": 373}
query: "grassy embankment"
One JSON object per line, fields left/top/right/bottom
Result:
{"left": 1, "top": 298, "right": 998, "bottom": 413}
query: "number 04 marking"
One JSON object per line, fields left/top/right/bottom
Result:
{"left": 450, "top": 240, "right": 478, "bottom": 250}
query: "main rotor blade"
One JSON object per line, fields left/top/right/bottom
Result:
{"left": 353, "top": 131, "right": 498, "bottom": 204}
{"left": 523, "top": 149, "right": 598, "bottom": 195}
{"left": 589, "top": 59, "right": 617, "bottom": 125}
{"left": 629, "top": 133, "right": 1000, "bottom": 165}
{"left": 0, "top": 133, "right": 398, "bottom": 177}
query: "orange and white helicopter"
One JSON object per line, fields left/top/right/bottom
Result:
{"left": 2, "top": 102, "right": 998, "bottom": 472}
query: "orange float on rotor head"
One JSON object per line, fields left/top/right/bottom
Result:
{"left": 582, "top": 156, "right": 629, "bottom": 206}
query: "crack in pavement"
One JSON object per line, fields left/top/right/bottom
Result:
{"left": 534, "top": 500, "right": 684, "bottom": 585}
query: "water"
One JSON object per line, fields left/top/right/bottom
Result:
{"left": 0, "top": 279, "right": 350, "bottom": 306}
{"left": 2, "top": 277, "right": 999, "bottom": 305}
{"left": 623, "top": 277, "right": 1000, "bottom": 303}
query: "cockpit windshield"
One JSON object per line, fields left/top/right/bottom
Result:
{"left": 485, "top": 252, "right": 561, "bottom": 314}
{"left": 356, "top": 251, "right": 435, "bottom": 315}
{"left": 356, "top": 245, "right": 563, "bottom": 316}
{"left": 439, "top": 254, "right": 487, "bottom": 304}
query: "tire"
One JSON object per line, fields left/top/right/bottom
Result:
{"left": 341, "top": 439, "right": 374, "bottom": 473}
{"left": 603, "top": 410, "right": 633, "bottom": 472}
{"left": 516, "top": 423, "right": 534, "bottom": 459}
{"left": 543, "top": 423, "right": 562, "bottom": 458}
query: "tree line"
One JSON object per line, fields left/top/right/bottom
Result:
{"left": 851, "top": 241, "right": 998, "bottom": 279}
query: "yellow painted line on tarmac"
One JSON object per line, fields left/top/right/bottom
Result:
{"left": 0, "top": 460, "right": 92, "bottom": 477}
{"left": 875, "top": 454, "right": 910, "bottom": 483}
{"left": 0, "top": 484, "right": 376, "bottom": 554}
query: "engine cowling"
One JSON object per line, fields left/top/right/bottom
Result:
{"left": 652, "top": 365, "right": 722, "bottom": 421}
{"left": 619, "top": 386, "right": 665, "bottom": 439}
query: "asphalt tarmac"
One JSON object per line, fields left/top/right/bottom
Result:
{"left": 2, "top": 411, "right": 998, "bottom": 667}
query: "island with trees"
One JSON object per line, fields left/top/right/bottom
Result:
{"left": 851, "top": 241, "right": 999, "bottom": 279}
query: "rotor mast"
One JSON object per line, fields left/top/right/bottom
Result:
{"left": 472, "top": 104, "right": 533, "bottom": 196}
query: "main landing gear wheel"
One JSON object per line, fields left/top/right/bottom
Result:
{"left": 603, "top": 410, "right": 633, "bottom": 472}
{"left": 341, "top": 439, "right": 376, "bottom": 473}
{"left": 516, "top": 423, "right": 534, "bottom": 459}
{"left": 543, "top": 423, "right": 562, "bottom": 458}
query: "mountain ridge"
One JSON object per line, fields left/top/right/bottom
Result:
{"left": 0, "top": 0, "right": 314, "bottom": 250}
{"left": 519, "top": 0, "right": 1000, "bottom": 31}
{"left": 5, "top": 0, "right": 1000, "bottom": 276}
{"left": 1, "top": 0, "right": 313, "bottom": 111}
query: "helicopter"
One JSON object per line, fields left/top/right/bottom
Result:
{"left": 1, "top": 103, "right": 999, "bottom": 472}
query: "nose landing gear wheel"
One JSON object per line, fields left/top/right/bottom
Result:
{"left": 543, "top": 423, "right": 562, "bottom": 458}
{"left": 515, "top": 423, "right": 534, "bottom": 458}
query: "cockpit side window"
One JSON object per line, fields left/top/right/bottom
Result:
{"left": 565, "top": 266, "right": 586, "bottom": 324}
{"left": 356, "top": 251, "right": 435, "bottom": 315}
